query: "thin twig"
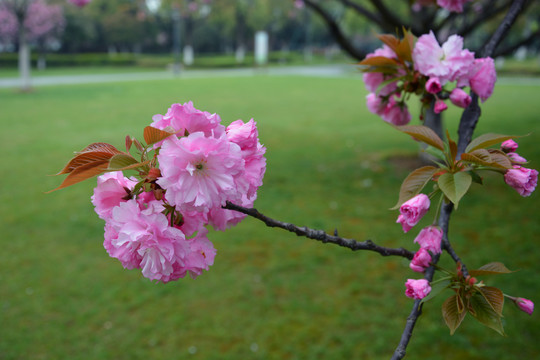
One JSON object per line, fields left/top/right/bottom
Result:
{"left": 224, "top": 201, "right": 415, "bottom": 259}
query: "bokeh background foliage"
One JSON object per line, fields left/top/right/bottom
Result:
{"left": 1, "top": 75, "right": 539, "bottom": 359}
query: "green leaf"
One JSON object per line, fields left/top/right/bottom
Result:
{"left": 465, "top": 133, "right": 516, "bottom": 153}
{"left": 395, "top": 125, "right": 445, "bottom": 151}
{"left": 421, "top": 278, "right": 451, "bottom": 303}
{"left": 390, "top": 166, "right": 438, "bottom": 210}
{"left": 108, "top": 154, "right": 138, "bottom": 170}
{"left": 437, "top": 172, "right": 472, "bottom": 208}
{"left": 469, "top": 292, "right": 506, "bottom": 336}
{"left": 143, "top": 126, "right": 175, "bottom": 146}
{"left": 442, "top": 295, "right": 467, "bottom": 335}
{"left": 468, "top": 170, "right": 483, "bottom": 185}
{"left": 478, "top": 286, "right": 505, "bottom": 316}
{"left": 469, "top": 262, "right": 514, "bottom": 276}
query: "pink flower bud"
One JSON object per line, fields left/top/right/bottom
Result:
{"left": 515, "top": 298, "right": 534, "bottom": 315}
{"left": 501, "top": 139, "right": 518, "bottom": 153}
{"left": 414, "top": 226, "right": 443, "bottom": 254}
{"left": 508, "top": 152, "right": 527, "bottom": 164}
{"left": 396, "top": 194, "right": 430, "bottom": 233}
{"left": 405, "top": 279, "right": 431, "bottom": 300}
{"left": 434, "top": 99, "right": 448, "bottom": 114}
{"left": 449, "top": 88, "right": 472, "bottom": 108}
{"left": 425, "top": 77, "right": 442, "bottom": 94}
{"left": 504, "top": 166, "right": 538, "bottom": 197}
{"left": 469, "top": 57, "right": 496, "bottom": 102}
{"left": 409, "top": 248, "right": 432, "bottom": 273}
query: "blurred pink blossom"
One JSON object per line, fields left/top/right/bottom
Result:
{"left": 504, "top": 166, "right": 538, "bottom": 197}
{"left": 449, "top": 88, "right": 471, "bottom": 108}
{"left": 405, "top": 279, "right": 431, "bottom": 299}
{"left": 397, "top": 194, "right": 430, "bottom": 233}
{"left": 414, "top": 226, "right": 443, "bottom": 255}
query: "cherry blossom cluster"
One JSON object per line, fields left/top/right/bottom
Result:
{"left": 0, "top": 0, "right": 65, "bottom": 44}
{"left": 363, "top": 31, "right": 496, "bottom": 125}
{"left": 91, "top": 102, "right": 266, "bottom": 282}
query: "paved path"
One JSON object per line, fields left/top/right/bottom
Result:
{"left": 0, "top": 64, "right": 358, "bottom": 89}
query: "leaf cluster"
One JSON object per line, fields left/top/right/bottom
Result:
{"left": 49, "top": 126, "right": 175, "bottom": 192}
{"left": 392, "top": 126, "right": 519, "bottom": 209}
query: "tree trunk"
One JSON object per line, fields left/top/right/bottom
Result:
{"left": 18, "top": 27, "right": 31, "bottom": 91}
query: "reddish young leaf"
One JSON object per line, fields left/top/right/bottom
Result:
{"left": 395, "top": 28, "right": 414, "bottom": 63}
{"left": 486, "top": 149, "right": 513, "bottom": 169}
{"left": 478, "top": 286, "right": 505, "bottom": 316}
{"left": 442, "top": 295, "right": 467, "bottom": 335}
{"left": 125, "top": 136, "right": 133, "bottom": 152}
{"left": 395, "top": 125, "right": 445, "bottom": 151}
{"left": 391, "top": 166, "right": 438, "bottom": 209}
{"left": 55, "top": 150, "right": 120, "bottom": 175}
{"left": 377, "top": 34, "right": 400, "bottom": 55}
{"left": 48, "top": 159, "right": 109, "bottom": 192}
{"left": 78, "top": 142, "right": 122, "bottom": 155}
{"left": 469, "top": 262, "right": 513, "bottom": 276}
{"left": 359, "top": 56, "right": 400, "bottom": 68}
{"left": 143, "top": 126, "right": 175, "bottom": 146}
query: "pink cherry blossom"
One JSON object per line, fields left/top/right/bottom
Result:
{"left": 107, "top": 200, "right": 190, "bottom": 282}
{"left": 226, "top": 119, "right": 259, "bottom": 151}
{"left": 468, "top": 57, "right": 496, "bottom": 102}
{"left": 449, "top": 88, "right": 471, "bottom": 108}
{"left": 501, "top": 139, "right": 518, "bottom": 153}
{"left": 515, "top": 297, "right": 534, "bottom": 315}
{"left": 405, "top": 279, "right": 431, "bottom": 299}
{"left": 0, "top": 6, "right": 18, "bottom": 43}
{"left": 414, "top": 226, "right": 443, "bottom": 254}
{"left": 226, "top": 119, "right": 267, "bottom": 199}
{"left": 151, "top": 101, "right": 225, "bottom": 139}
{"left": 91, "top": 172, "right": 137, "bottom": 220}
{"left": 157, "top": 132, "right": 245, "bottom": 211}
{"left": 410, "top": 248, "right": 432, "bottom": 273}
{"left": 425, "top": 77, "right": 442, "bottom": 94}
{"left": 504, "top": 166, "right": 538, "bottom": 197}
{"left": 437, "top": 0, "right": 471, "bottom": 13}
{"left": 182, "top": 228, "right": 217, "bottom": 279}
{"left": 413, "top": 31, "right": 475, "bottom": 85}
{"left": 434, "top": 99, "right": 448, "bottom": 114}
{"left": 396, "top": 194, "right": 430, "bottom": 233}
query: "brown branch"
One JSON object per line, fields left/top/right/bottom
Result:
{"left": 224, "top": 201, "right": 415, "bottom": 259}
{"left": 367, "top": 0, "right": 406, "bottom": 31}
{"left": 391, "top": 201, "right": 452, "bottom": 359}
{"left": 338, "top": 0, "right": 382, "bottom": 23}
{"left": 493, "top": 27, "right": 540, "bottom": 58}
{"left": 303, "top": 0, "right": 367, "bottom": 60}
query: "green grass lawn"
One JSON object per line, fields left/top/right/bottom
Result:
{"left": 0, "top": 74, "right": 539, "bottom": 360}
